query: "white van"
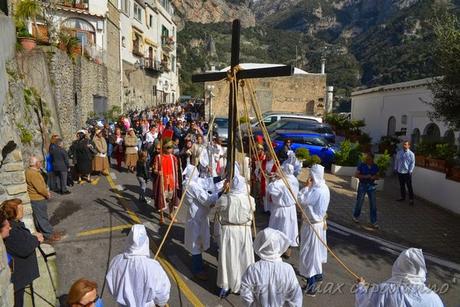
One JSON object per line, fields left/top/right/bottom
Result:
{"left": 251, "top": 112, "right": 323, "bottom": 127}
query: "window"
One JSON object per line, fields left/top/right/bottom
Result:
{"left": 161, "top": 25, "right": 169, "bottom": 45}
{"left": 121, "top": 36, "right": 126, "bottom": 47}
{"left": 387, "top": 116, "right": 396, "bottom": 136}
{"left": 120, "top": 0, "right": 130, "bottom": 15}
{"left": 171, "top": 55, "right": 176, "bottom": 72}
{"left": 149, "top": 14, "right": 153, "bottom": 27}
{"left": 132, "top": 31, "right": 143, "bottom": 56}
{"left": 134, "top": 2, "right": 142, "bottom": 22}
{"left": 61, "top": 18, "right": 95, "bottom": 46}
{"left": 401, "top": 114, "right": 408, "bottom": 125}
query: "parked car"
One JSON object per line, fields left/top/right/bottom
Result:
{"left": 271, "top": 130, "right": 338, "bottom": 166}
{"left": 253, "top": 118, "right": 336, "bottom": 144}
{"left": 213, "top": 117, "right": 229, "bottom": 144}
{"left": 251, "top": 111, "right": 323, "bottom": 128}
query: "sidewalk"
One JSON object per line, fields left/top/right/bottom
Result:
{"left": 320, "top": 172, "right": 460, "bottom": 264}
{"left": 24, "top": 244, "right": 58, "bottom": 307}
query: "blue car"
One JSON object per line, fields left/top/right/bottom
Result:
{"left": 271, "top": 130, "right": 338, "bottom": 166}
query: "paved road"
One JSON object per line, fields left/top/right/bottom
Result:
{"left": 47, "top": 168, "right": 460, "bottom": 307}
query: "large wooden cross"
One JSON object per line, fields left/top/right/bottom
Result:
{"left": 192, "top": 19, "right": 294, "bottom": 181}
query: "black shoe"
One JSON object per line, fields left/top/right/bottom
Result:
{"left": 304, "top": 288, "right": 317, "bottom": 297}
{"left": 396, "top": 198, "right": 405, "bottom": 202}
{"left": 62, "top": 191, "right": 71, "bottom": 195}
{"left": 409, "top": 199, "right": 414, "bottom": 206}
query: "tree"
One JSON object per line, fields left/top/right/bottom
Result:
{"left": 429, "top": 12, "right": 460, "bottom": 129}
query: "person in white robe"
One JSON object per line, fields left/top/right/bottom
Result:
{"left": 106, "top": 224, "right": 171, "bottom": 307}
{"left": 267, "top": 164, "right": 299, "bottom": 257}
{"left": 240, "top": 228, "right": 303, "bottom": 307}
{"left": 216, "top": 173, "right": 255, "bottom": 297}
{"left": 355, "top": 248, "right": 444, "bottom": 307}
{"left": 282, "top": 151, "right": 302, "bottom": 177}
{"left": 297, "top": 164, "right": 330, "bottom": 296}
{"left": 182, "top": 165, "right": 220, "bottom": 280}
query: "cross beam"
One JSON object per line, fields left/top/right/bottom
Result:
{"left": 192, "top": 19, "right": 294, "bottom": 182}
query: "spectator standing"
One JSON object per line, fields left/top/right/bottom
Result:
{"left": 46, "top": 134, "right": 60, "bottom": 192}
{"left": 25, "top": 156, "right": 62, "bottom": 243}
{"left": 50, "top": 138, "right": 71, "bottom": 195}
{"left": 92, "top": 129, "right": 110, "bottom": 176}
{"left": 136, "top": 151, "right": 150, "bottom": 204}
{"left": 74, "top": 131, "right": 94, "bottom": 182}
{"left": 277, "top": 139, "right": 292, "bottom": 164}
{"left": 106, "top": 225, "right": 171, "bottom": 307}
{"left": 395, "top": 141, "right": 415, "bottom": 205}
{"left": 124, "top": 128, "right": 139, "bottom": 173}
{"left": 352, "top": 153, "right": 379, "bottom": 229}
{"left": 0, "top": 210, "right": 13, "bottom": 307}
{"left": 68, "top": 278, "right": 103, "bottom": 307}
{"left": 1, "top": 199, "right": 43, "bottom": 307}
{"left": 113, "top": 128, "right": 124, "bottom": 171}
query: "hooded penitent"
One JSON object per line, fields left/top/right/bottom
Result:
{"left": 106, "top": 225, "right": 171, "bottom": 307}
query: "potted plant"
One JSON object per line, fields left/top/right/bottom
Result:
{"left": 414, "top": 141, "right": 430, "bottom": 167}
{"left": 295, "top": 148, "right": 310, "bottom": 167}
{"left": 378, "top": 135, "right": 400, "bottom": 155}
{"left": 358, "top": 132, "right": 372, "bottom": 152}
{"left": 58, "top": 30, "right": 81, "bottom": 59}
{"left": 16, "top": 25, "right": 36, "bottom": 51}
{"left": 15, "top": 0, "right": 42, "bottom": 43}
{"left": 426, "top": 143, "right": 456, "bottom": 173}
{"left": 331, "top": 140, "right": 360, "bottom": 176}
{"left": 374, "top": 150, "right": 391, "bottom": 191}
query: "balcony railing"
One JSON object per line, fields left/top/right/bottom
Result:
{"left": 161, "top": 36, "right": 175, "bottom": 52}
{"left": 58, "top": 0, "right": 89, "bottom": 10}
{"left": 144, "top": 58, "right": 162, "bottom": 73}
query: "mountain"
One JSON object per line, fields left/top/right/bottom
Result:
{"left": 176, "top": 0, "right": 459, "bottom": 99}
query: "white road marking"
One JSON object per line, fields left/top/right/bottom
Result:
{"left": 328, "top": 221, "right": 460, "bottom": 272}
{"left": 110, "top": 172, "right": 117, "bottom": 180}
{"left": 328, "top": 226, "right": 351, "bottom": 236}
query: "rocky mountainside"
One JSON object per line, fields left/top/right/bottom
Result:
{"left": 176, "top": 0, "right": 459, "bottom": 101}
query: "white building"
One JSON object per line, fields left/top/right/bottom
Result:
{"left": 351, "top": 78, "right": 459, "bottom": 147}
{"left": 119, "top": 0, "right": 179, "bottom": 108}
{"left": 352, "top": 78, "right": 460, "bottom": 214}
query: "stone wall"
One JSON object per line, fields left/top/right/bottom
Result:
{"left": 123, "top": 61, "right": 159, "bottom": 111}
{"left": 206, "top": 74, "right": 327, "bottom": 118}
{"left": 106, "top": 0, "right": 122, "bottom": 109}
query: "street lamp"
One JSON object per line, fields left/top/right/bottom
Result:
{"left": 206, "top": 84, "right": 215, "bottom": 121}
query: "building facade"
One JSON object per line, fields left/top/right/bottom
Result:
{"left": 119, "top": 0, "right": 180, "bottom": 110}
{"left": 351, "top": 78, "right": 460, "bottom": 147}
{"left": 204, "top": 63, "right": 327, "bottom": 119}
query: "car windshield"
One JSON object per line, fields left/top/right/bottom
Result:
{"left": 267, "top": 120, "right": 290, "bottom": 131}
{"left": 315, "top": 125, "right": 334, "bottom": 134}
{"left": 214, "top": 118, "right": 229, "bottom": 128}
{"left": 304, "top": 137, "right": 327, "bottom": 146}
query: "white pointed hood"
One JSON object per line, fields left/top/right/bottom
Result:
{"left": 253, "top": 228, "right": 291, "bottom": 262}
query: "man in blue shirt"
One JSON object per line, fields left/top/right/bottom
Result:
{"left": 352, "top": 153, "right": 379, "bottom": 229}
{"left": 395, "top": 141, "right": 415, "bottom": 205}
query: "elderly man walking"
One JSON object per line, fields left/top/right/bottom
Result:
{"left": 216, "top": 174, "right": 256, "bottom": 298}
{"left": 395, "top": 141, "right": 415, "bottom": 205}
{"left": 241, "top": 228, "right": 302, "bottom": 307}
{"left": 355, "top": 248, "right": 443, "bottom": 306}
{"left": 298, "top": 164, "right": 330, "bottom": 296}
{"left": 25, "top": 156, "right": 63, "bottom": 244}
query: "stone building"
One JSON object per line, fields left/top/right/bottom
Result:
{"left": 204, "top": 63, "right": 327, "bottom": 118}
{"left": 120, "top": 0, "right": 180, "bottom": 109}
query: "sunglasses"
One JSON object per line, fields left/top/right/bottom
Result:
{"left": 77, "top": 295, "right": 99, "bottom": 307}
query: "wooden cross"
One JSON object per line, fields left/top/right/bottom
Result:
{"left": 192, "top": 19, "right": 293, "bottom": 181}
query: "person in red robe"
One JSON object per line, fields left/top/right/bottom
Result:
{"left": 251, "top": 144, "right": 266, "bottom": 207}
{"left": 260, "top": 150, "right": 277, "bottom": 213}
{"left": 152, "top": 140, "right": 179, "bottom": 224}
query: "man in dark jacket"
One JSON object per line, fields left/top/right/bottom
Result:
{"left": 50, "top": 138, "right": 71, "bottom": 194}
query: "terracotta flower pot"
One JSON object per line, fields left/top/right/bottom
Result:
{"left": 19, "top": 37, "right": 37, "bottom": 51}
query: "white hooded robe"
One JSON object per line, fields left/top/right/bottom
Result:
{"left": 355, "top": 248, "right": 444, "bottom": 307}
{"left": 298, "top": 164, "right": 330, "bottom": 278}
{"left": 267, "top": 164, "right": 299, "bottom": 247}
{"left": 182, "top": 165, "right": 219, "bottom": 255}
{"left": 216, "top": 174, "right": 256, "bottom": 293}
{"left": 106, "top": 225, "right": 171, "bottom": 307}
{"left": 241, "top": 228, "right": 303, "bottom": 307}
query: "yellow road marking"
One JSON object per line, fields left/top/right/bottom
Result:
{"left": 77, "top": 224, "right": 133, "bottom": 237}
{"left": 91, "top": 177, "right": 101, "bottom": 186}
{"left": 105, "top": 175, "right": 141, "bottom": 223}
{"left": 104, "top": 175, "right": 204, "bottom": 307}
{"left": 79, "top": 180, "right": 85, "bottom": 185}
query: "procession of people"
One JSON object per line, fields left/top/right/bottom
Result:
{"left": 0, "top": 100, "right": 445, "bottom": 307}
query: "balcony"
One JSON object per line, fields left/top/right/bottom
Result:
{"left": 58, "top": 0, "right": 89, "bottom": 10}
{"left": 161, "top": 36, "right": 175, "bottom": 53}
{"left": 144, "top": 58, "right": 163, "bottom": 74}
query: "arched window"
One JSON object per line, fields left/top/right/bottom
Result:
{"left": 423, "top": 123, "right": 441, "bottom": 143}
{"left": 306, "top": 100, "right": 315, "bottom": 115}
{"left": 444, "top": 129, "right": 456, "bottom": 144}
{"left": 387, "top": 116, "right": 396, "bottom": 136}
{"left": 411, "top": 128, "right": 421, "bottom": 147}
{"left": 61, "top": 18, "right": 95, "bottom": 45}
